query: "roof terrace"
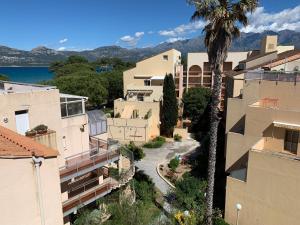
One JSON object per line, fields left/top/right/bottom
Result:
{"left": 0, "top": 80, "right": 56, "bottom": 94}
{"left": 245, "top": 71, "right": 300, "bottom": 83}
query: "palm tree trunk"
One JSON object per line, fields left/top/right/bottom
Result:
{"left": 206, "top": 66, "right": 222, "bottom": 225}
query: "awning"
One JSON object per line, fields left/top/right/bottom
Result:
{"left": 150, "top": 75, "right": 165, "bottom": 80}
{"left": 273, "top": 121, "right": 300, "bottom": 130}
{"left": 127, "top": 89, "right": 153, "bottom": 93}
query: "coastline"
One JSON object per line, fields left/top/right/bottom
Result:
{"left": 0, "top": 65, "right": 50, "bottom": 67}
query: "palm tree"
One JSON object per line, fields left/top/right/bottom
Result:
{"left": 187, "top": 0, "right": 258, "bottom": 224}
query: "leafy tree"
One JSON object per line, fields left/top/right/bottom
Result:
{"left": 49, "top": 75, "right": 108, "bottom": 106}
{"left": 125, "top": 141, "right": 145, "bottom": 161}
{"left": 104, "top": 200, "right": 160, "bottom": 225}
{"left": 73, "top": 209, "right": 102, "bottom": 225}
{"left": 183, "top": 87, "right": 211, "bottom": 130}
{"left": 161, "top": 74, "right": 178, "bottom": 137}
{"left": 101, "top": 71, "right": 124, "bottom": 106}
{"left": 93, "top": 57, "right": 134, "bottom": 71}
{"left": 66, "top": 55, "right": 89, "bottom": 64}
{"left": 171, "top": 175, "right": 207, "bottom": 224}
{"left": 54, "top": 63, "right": 95, "bottom": 78}
{"left": 0, "top": 74, "right": 9, "bottom": 81}
{"left": 188, "top": 1, "right": 257, "bottom": 224}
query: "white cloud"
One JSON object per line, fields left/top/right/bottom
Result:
{"left": 241, "top": 6, "right": 300, "bottom": 33}
{"left": 148, "top": 31, "right": 154, "bottom": 34}
{"left": 158, "top": 21, "right": 206, "bottom": 37}
{"left": 166, "top": 37, "right": 186, "bottom": 43}
{"left": 59, "top": 38, "right": 68, "bottom": 44}
{"left": 135, "top": 32, "right": 144, "bottom": 38}
{"left": 57, "top": 47, "right": 66, "bottom": 51}
{"left": 120, "top": 31, "right": 145, "bottom": 47}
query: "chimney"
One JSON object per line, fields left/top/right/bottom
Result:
{"left": 261, "top": 35, "right": 278, "bottom": 54}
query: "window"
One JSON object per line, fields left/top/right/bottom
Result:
{"left": 137, "top": 93, "right": 144, "bottom": 101}
{"left": 132, "top": 110, "right": 139, "bottom": 119}
{"left": 284, "top": 130, "right": 299, "bottom": 154}
{"left": 144, "top": 79, "right": 151, "bottom": 86}
{"left": 163, "top": 55, "right": 168, "bottom": 61}
{"left": 60, "top": 97, "right": 84, "bottom": 118}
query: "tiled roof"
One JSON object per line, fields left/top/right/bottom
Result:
{"left": 0, "top": 126, "right": 58, "bottom": 158}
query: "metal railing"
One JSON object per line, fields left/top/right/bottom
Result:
{"left": 245, "top": 71, "right": 300, "bottom": 83}
{"left": 62, "top": 178, "right": 113, "bottom": 215}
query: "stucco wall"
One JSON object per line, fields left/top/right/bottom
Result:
{"left": 0, "top": 89, "right": 91, "bottom": 166}
{"left": 108, "top": 99, "right": 160, "bottom": 143}
{"left": 0, "top": 157, "right": 63, "bottom": 225}
{"left": 225, "top": 150, "right": 300, "bottom": 225}
{"left": 123, "top": 49, "right": 181, "bottom": 96}
{"left": 225, "top": 78, "right": 300, "bottom": 224}
{"left": 61, "top": 114, "right": 90, "bottom": 158}
{"left": 0, "top": 90, "right": 64, "bottom": 158}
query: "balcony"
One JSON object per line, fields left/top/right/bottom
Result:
{"left": 62, "top": 149, "right": 135, "bottom": 217}
{"left": 245, "top": 71, "right": 300, "bottom": 83}
{"left": 62, "top": 178, "right": 113, "bottom": 216}
{"left": 60, "top": 138, "right": 120, "bottom": 183}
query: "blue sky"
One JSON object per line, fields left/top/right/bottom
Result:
{"left": 0, "top": 0, "right": 299, "bottom": 51}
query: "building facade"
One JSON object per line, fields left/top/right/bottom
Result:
{"left": 0, "top": 81, "right": 134, "bottom": 224}
{"left": 224, "top": 71, "right": 300, "bottom": 225}
{"left": 0, "top": 125, "right": 63, "bottom": 225}
{"left": 108, "top": 49, "right": 183, "bottom": 143}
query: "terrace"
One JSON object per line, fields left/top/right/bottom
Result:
{"left": 59, "top": 137, "right": 120, "bottom": 183}
{"left": 245, "top": 70, "right": 300, "bottom": 82}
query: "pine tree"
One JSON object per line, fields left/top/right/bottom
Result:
{"left": 161, "top": 73, "right": 178, "bottom": 137}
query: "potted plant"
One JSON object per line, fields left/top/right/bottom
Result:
{"left": 34, "top": 124, "right": 48, "bottom": 134}
{"left": 25, "top": 129, "right": 37, "bottom": 137}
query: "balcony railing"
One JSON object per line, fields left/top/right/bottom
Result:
{"left": 60, "top": 140, "right": 120, "bottom": 183}
{"left": 62, "top": 178, "right": 113, "bottom": 216}
{"left": 62, "top": 149, "right": 135, "bottom": 217}
{"left": 245, "top": 71, "right": 300, "bottom": 83}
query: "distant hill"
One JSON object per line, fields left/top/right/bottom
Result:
{"left": 0, "top": 30, "right": 299, "bottom": 66}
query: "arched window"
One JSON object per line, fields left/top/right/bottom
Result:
{"left": 188, "top": 65, "right": 202, "bottom": 76}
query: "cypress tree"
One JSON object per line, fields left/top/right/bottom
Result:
{"left": 161, "top": 73, "right": 178, "bottom": 137}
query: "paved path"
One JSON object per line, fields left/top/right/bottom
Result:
{"left": 135, "top": 137, "right": 199, "bottom": 195}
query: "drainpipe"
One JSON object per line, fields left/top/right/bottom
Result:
{"left": 32, "top": 156, "right": 45, "bottom": 225}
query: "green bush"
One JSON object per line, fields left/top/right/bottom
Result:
{"left": 126, "top": 142, "right": 145, "bottom": 161}
{"left": 115, "top": 112, "right": 121, "bottom": 118}
{"left": 143, "top": 136, "right": 166, "bottom": 148}
{"left": 214, "top": 217, "right": 230, "bottom": 225}
{"left": 174, "top": 134, "right": 182, "bottom": 142}
{"left": 168, "top": 158, "right": 180, "bottom": 172}
{"left": 109, "top": 167, "right": 120, "bottom": 180}
{"left": 33, "top": 124, "right": 48, "bottom": 131}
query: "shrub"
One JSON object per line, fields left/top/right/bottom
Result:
{"left": 33, "top": 124, "right": 48, "bottom": 131}
{"left": 115, "top": 112, "right": 121, "bottom": 118}
{"left": 174, "top": 134, "right": 182, "bottom": 142}
{"left": 168, "top": 158, "right": 180, "bottom": 172}
{"left": 143, "top": 136, "right": 166, "bottom": 148}
{"left": 126, "top": 142, "right": 145, "bottom": 161}
{"left": 109, "top": 167, "right": 120, "bottom": 180}
{"left": 214, "top": 217, "right": 230, "bottom": 225}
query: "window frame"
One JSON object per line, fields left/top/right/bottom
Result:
{"left": 284, "top": 129, "right": 299, "bottom": 154}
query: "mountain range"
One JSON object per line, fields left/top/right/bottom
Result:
{"left": 0, "top": 30, "right": 299, "bottom": 66}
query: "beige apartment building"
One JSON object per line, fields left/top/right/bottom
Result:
{"left": 108, "top": 49, "right": 183, "bottom": 143}
{"left": 175, "top": 51, "right": 249, "bottom": 109}
{"left": 226, "top": 35, "right": 298, "bottom": 98}
{"left": 0, "top": 81, "right": 134, "bottom": 225}
{"left": 224, "top": 36, "right": 300, "bottom": 225}
{"left": 0, "top": 125, "right": 63, "bottom": 225}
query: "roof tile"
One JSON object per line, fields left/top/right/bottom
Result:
{"left": 0, "top": 126, "right": 58, "bottom": 158}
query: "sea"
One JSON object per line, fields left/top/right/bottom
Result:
{"left": 0, "top": 67, "right": 54, "bottom": 83}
